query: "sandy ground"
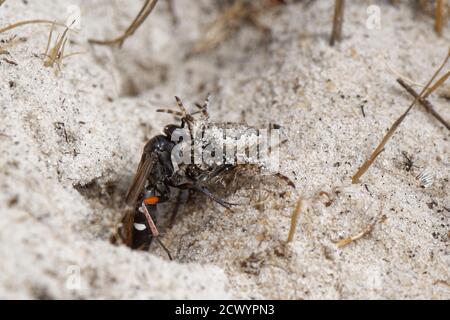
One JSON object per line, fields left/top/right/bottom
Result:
{"left": 0, "top": 0, "right": 449, "bottom": 299}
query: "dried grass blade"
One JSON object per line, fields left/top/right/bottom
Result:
{"left": 397, "top": 78, "right": 450, "bottom": 131}
{"left": 435, "top": 0, "right": 444, "bottom": 36}
{"left": 330, "top": 0, "right": 345, "bottom": 46}
{"left": 424, "top": 70, "right": 450, "bottom": 98}
{"left": 0, "top": 19, "right": 65, "bottom": 34}
{"left": 89, "top": 0, "right": 159, "bottom": 47}
{"left": 287, "top": 197, "right": 302, "bottom": 243}
{"left": 352, "top": 48, "right": 450, "bottom": 184}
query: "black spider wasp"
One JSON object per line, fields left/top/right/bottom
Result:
{"left": 117, "top": 96, "right": 294, "bottom": 259}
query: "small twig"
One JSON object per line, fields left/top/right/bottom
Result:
{"left": 337, "top": 202, "right": 385, "bottom": 248}
{"left": 397, "top": 78, "right": 450, "bottom": 131}
{"left": 360, "top": 105, "right": 366, "bottom": 118}
{"left": 89, "top": 0, "right": 159, "bottom": 47}
{"left": 2, "top": 57, "right": 17, "bottom": 65}
{"left": 425, "top": 71, "right": 450, "bottom": 97}
{"left": 192, "top": 0, "right": 283, "bottom": 54}
{"left": 434, "top": 0, "right": 444, "bottom": 36}
{"left": 318, "top": 191, "right": 333, "bottom": 207}
{"left": 352, "top": 48, "right": 450, "bottom": 184}
{"left": 286, "top": 196, "right": 302, "bottom": 243}
{"left": 330, "top": 0, "right": 345, "bottom": 46}
{"left": 336, "top": 215, "right": 385, "bottom": 248}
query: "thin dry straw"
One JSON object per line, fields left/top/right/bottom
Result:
{"left": 336, "top": 215, "right": 383, "bottom": 248}
{"left": 0, "top": 20, "right": 67, "bottom": 34}
{"left": 287, "top": 197, "right": 302, "bottom": 243}
{"left": 330, "top": 0, "right": 345, "bottom": 46}
{"left": 352, "top": 48, "right": 450, "bottom": 184}
{"left": 397, "top": 78, "right": 450, "bottom": 131}
{"left": 89, "top": 0, "right": 159, "bottom": 47}
{"left": 434, "top": 0, "right": 444, "bottom": 36}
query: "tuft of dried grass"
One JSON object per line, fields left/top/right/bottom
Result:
{"left": 352, "top": 48, "right": 450, "bottom": 184}
{"left": 42, "top": 22, "right": 84, "bottom": 75}
{"left": 89, "top": 0, "right": 159, "bottom": 47}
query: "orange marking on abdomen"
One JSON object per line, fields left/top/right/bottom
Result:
{"left": 144, "top": 196, "right": 159, "bottom": 205}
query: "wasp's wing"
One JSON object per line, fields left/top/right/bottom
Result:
{"left": 125, "top": 150, "right": 159, "bottom": 206}
{"left": 117, "top": 208, "right": 135, "bottom": 247}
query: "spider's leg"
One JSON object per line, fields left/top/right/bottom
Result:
{"left": 193, "top": 185, "right": 238, "bottom": 210}
{"left": 169, "top": 181, "right": 237, "bottom": 211}
{"left": 156, "top": 109, "right": 184, "bottom": 117}
{"left": 200, "top": 93, "right": 211, "bottom": 120}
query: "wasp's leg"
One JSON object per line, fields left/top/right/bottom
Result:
{"left": 140, "top": 202, "right": 173, "bottom": 260}
{"left": 168, "top": 189, "right": 189, "bottom": 228}
{"left": 141, "top": 201, "right": 160, "bottom": 237}
{"left": 155, "top": 237, "right": 172, "bottom": 260}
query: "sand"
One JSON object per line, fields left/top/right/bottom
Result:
{"left": 0, "top": 0, "right": 449, "bottom": 299}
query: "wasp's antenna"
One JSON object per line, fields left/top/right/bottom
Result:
{"left": 155, "top": 237, "right": 173, "bottom": 260}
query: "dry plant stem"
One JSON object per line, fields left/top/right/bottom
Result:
{"left": 330, "top": 0, "right": 345, "bottom": 46}
{"left": 435, "top": 0, "right": 444, "bottom": 36}
{"left": 89, "top": 0, "right": 159, "bottom": 47}
{"left": 425, "top": 70, "right": 450, "bottom": 97}
{"left": 352, "top": 48, "right": 450, "bottom": 184}
{"left": 287, "top": 197, "right": 302, "bottom": 243}
{"left": 397, "top": 78, "right": 450, "bottom": 131}
{"left": 193, "top": 1, "right": 247, "bottom": 53}
{"left": 193, "top": 0, "right": 283, "bottom": 53}
{"left": 0, "top": 20, "right": 66, "bottom": 34}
